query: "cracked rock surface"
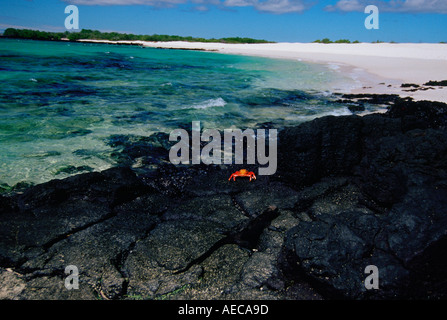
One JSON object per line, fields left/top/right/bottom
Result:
{"left": 1, "top": 97, "right": 446, "bottom": 300}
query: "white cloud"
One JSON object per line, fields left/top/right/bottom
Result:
{"left": 254, "top": 0, "right": 312, "bottom": 14}
{"left": 325, "top": 0, "right": 447, "bottom": 14}
{"left": 324, "top": 0, "right": 364, "bottom": 12}
{"left": 222, "top": 0, "right": 256, "bottom": 7}
{"left": 63, "top": 0, "right": 314, "bottom": 13}
{"left": 222, "top": 0, "right": 312, "bottom": 13}
{"left": 64, "top": 0, "right": 447, "bottom": 13}
{"left": 64, "top": 0, "right": 187, "bottom": 7}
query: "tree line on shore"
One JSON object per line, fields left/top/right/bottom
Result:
{"left": 3, "top": 29, "right": 444, "bottom": 44}
{"left": 313, "top": 38, "right": 360, "bottom": 43}
{"left": 1, "top": 28, "right": 273, "bottom": 44}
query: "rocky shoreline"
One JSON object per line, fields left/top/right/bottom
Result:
{"left": 1, "top": 96, "right": 446, "bottom": 300}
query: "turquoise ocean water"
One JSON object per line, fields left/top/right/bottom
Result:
{"left": 0, "top": 39, "right": 380, "bottom": 187}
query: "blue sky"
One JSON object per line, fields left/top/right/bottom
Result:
{"left": 1, "top": 0, "right": 446, "bottom": 42}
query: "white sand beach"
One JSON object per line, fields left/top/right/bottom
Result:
{"left": 79, "top": 39, "right": 447, "bottom": 103}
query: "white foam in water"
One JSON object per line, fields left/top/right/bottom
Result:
{"left": 327, "top": 63, "right": 341, "bottom": 71}
{"left": 187, "top": 97, "right": 227, "bottom": 109}
{"left": 324, "top": 107, "right": 353, "bottom": 116}
{"left": 292, "top": 107, "right": 353, "bottom": 122}
{"left": 0, "top": 42, "right": 370, "bottom": 187}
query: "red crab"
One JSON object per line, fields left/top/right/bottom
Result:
{"left": 228, "top": 169, "right": 256, "bottom": 181}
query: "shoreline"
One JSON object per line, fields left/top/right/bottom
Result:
{"left": 1, "top": 38, "right": 447, "bottom": 300}
{"left": 76, "top": 39, "right": 447, "bottom": 103}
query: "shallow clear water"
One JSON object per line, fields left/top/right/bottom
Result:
{"left": 0, "top": 38, "right": 376, "bottom": 186}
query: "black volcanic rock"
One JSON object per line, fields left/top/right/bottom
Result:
{"left": 424, "top": 80, "right": 447, "bottom": 86}
{"left": 347, "top": 104, "right": 366, "bottom": 112}
{"left": 277, "top": 115, "right": 364, "bottom": 187}
{"left": 277, "top": 99, "right": 447, "bottom": 299}
{"left": 401, "top": 83, "right": 420, "bottom": 88}
{"left": 387, "top": 99, "right": 447, "bottom": 130}
{"left": 337, "top": 93, "right": 403, "bottom": 105}
{"left": 0, "top": 97, "right": 446, "bottom": 300}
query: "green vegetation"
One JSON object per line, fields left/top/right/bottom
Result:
{"left": 313, "top": 38, "right": 360, "bottom": 44}
{"left": 313, "top": 38, "right": 333, "bottom": 43}
{"left": 334, "top": 39, "right": 351, "bottom": 43}
{"left": 2, "top": 28, "right": 274, "bottom": 44}
{"left": 312, "top": 38, "right": 398, "bottom": 44}
{"left": 3, "top": 28, "right": 65, "bottom": 41}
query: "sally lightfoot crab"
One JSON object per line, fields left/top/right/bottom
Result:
{"left": 228, "top": 169, "right": 256, "bottom": 181}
